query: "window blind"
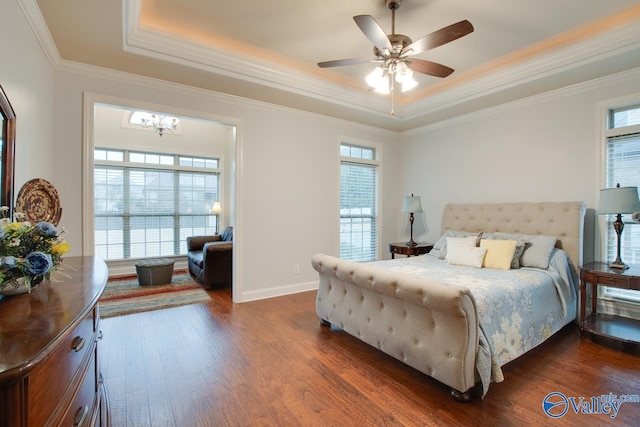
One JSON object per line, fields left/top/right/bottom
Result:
{"left": 605, "top": 132, "right": 640, "bottom": 302}
{"left": 94, "top": 149, "right": 220, "bottom": 261}
{"left": 340, "top": 142, "right": 378, "bottom": 262}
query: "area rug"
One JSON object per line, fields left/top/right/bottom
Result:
{"left": 99, "top": 272, "right": 211, "bottom": 318}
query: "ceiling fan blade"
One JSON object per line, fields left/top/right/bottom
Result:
{"left": 407, "top": 59, "right": 454, "bottom": 78}
{"left": 402, "top": 20, "right": 474, "bottom": 56}
{"left": 353, "top": 15, "right": 393, "bottom": 52}
{"left": 317, "top": 58, "right": 376, "bottom": 68}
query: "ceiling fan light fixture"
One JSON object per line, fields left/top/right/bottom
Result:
{"left": 400, "top": 75, "right": 418, "bottom": 92}
{"left": 366, "top": 66, "right": 390, "bottom": 94}
{"left": 317, "top": 1, "right": 473, "bottom": 112}
{"left": 394, "top": 62, "right": 412, "bottom": 83}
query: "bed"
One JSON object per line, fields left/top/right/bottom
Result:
{"left": 312, "top": 202, "right": 585, "bottom": 401}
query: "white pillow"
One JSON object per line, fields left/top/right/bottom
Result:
{"left": 446, "top": 246, "right": 488, "bottom": 268}
{"left": 447, "top": 236, "right": 477, "bottom": 250}
{"left": 437, "top": 231, "right": 481, "bottom": 259}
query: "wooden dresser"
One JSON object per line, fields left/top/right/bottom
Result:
{"left": 0, "top": 257, "right": 109, "bottom": 427}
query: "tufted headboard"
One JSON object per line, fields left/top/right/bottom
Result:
{"left": 441, "top": 202, "right": 586, "bottom": 274}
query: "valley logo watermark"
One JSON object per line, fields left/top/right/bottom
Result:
{"left": 542, "top": 391, "right": 639, "bottom": 419}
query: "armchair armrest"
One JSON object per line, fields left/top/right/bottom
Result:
{"left": 203, "top": 242, "right": 233, "bottom": 258}
{"left": 187, "top": 235, "right": 222, "bottom": 252}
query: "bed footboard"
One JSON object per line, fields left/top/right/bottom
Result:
{"left": 312, "top": 254, "right": 479, "bottom": 397}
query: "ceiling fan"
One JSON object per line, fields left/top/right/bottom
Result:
{"left": 318, "top": 0, "right": 474, "bottom": 102}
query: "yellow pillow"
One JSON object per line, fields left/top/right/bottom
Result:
{"left": 480, "top": 239, "right": 518, "bottom": 270}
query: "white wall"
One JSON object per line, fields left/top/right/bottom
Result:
{"left": 51, "top": 69, "right": 400, "bottom": 302}
{"left": 12, "top": 0, "right": 640, "bottom": 305}
{"left": 2, "top": 0, "right": 402, "bottom": 304}
{"left": 400, "top": 69, "right": 640, "bottom": 264}
{"left": 0, "top": 0, "right": 54, "bottom": 195}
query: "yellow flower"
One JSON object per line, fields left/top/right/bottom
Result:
{"left": 52, "top": 242, "right": 71, "bottom": 256}
{"left": 5, "top": 222, "right": 21, "bottom": 231}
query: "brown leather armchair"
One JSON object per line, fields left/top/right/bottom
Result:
{"left": 187, "top": 226, "right": 233, "bottom": 289}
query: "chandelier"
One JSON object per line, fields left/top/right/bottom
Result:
{"left": 131, "top": 111, "right": 180, "bottom": 137}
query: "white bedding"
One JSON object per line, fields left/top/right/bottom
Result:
{"left": 367, "top": 248, "right": 577, "bottom": 395}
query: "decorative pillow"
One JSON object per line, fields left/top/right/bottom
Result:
{"left": 480, "top": 239, "right": 518, "bottom": 270}
{"left": 436, "top": 230, "right": 482, "bottom": 260}
{"left": 447, "top": 236, "right": 477, "bottom": 250}
{"left": 446, "top": 246, "right": 488, "bottom": 268}
{"left": 483, "top": 233, "right": 530, "bottom": 269}
{"left": 493, "top": 232, "right": 557, "bottom": 269}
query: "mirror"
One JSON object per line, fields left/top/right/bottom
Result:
{"left": 0, "top": 84, "right": 16, "bottom": 216}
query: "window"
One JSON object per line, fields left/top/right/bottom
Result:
{"left": 94, "top": 148, "right": 220, "bottom": 260}
{"left": 602, "top": 103, "right": 640, "bottom": 302}
{"left": 340, "top": 142, "right": 379, "bottom": 262}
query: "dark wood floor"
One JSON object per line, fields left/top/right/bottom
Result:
{"left": 100, "top": 288, "right": 640, "bottom": 427}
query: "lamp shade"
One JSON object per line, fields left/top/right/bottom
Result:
{"left": 211, "top": 201, "right": 222, "bottom": 215}
{"left": 402, "top": 195, "right": 423, "bottom": 213}
{"left": 597, "top": 185, "right": 640, "bottom": 214}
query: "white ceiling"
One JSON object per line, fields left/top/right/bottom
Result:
{"left": 31, "top": 0, "right": 640, "bottom": 131}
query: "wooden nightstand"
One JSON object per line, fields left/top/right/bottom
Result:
{"left": 579, "top": 261, "right": 640, "bottom": 346}
{"left": 389, "top": 242, "right": 433, "bottom": 259}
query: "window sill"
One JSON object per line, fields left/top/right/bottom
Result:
{"left": 105, "top": 256, "right": 188, "bottom": 278}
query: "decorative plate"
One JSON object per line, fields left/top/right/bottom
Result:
{"left": 15, "top": 178, "right": 62, "bottom": 225}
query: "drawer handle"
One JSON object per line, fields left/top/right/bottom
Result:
{"left": 74, "top": 405, "right": 88, "bottom": 426}
{"left": 71, "top": 336, "right": 86, "bottom": 352}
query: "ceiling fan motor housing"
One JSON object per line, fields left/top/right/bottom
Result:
{"left": 374, "top": 34, "right": 412, "bottom": 57}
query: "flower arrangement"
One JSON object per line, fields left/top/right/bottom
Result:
{"left": 0, "top": 206, "right": 70, "bottom": 293}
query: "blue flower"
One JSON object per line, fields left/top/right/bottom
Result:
{"left": 0, "top": 256, "right": 17, "bottom": 270}
{"left": 25, "top": 252, "right": 53, "bottom": 276}
{"left": 35, "top": 221, "right": 58, "bottom": 237}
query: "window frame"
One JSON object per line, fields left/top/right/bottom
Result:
{"left": 597, "top": 93, "right": 640, "bottom": 311}
{"left": 94, "top": 147, "right": 222, "bottom": 261}
{"left": 339, "top": 139, "right": 381, "bottom": 262}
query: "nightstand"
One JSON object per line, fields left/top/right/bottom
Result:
{"left": 389, "top": 242, "right": 433, "bottom": 259}
{"left": 579, "top": 261, "right": 640, "bottom": 346}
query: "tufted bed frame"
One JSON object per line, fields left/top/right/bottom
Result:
{"left": 312, "top": 201, "right": 586, "bottom": 401}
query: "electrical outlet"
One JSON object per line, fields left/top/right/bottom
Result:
{"left": 293, "top": 264, "right": 299, "bottom": 274}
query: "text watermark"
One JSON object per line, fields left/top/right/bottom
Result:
{"left": 543, "top": 392, "right": 639, "bottom": 419}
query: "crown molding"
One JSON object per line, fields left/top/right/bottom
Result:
{"left": 18, "top": 0, "right": 62, "bottom": 68}
{"left": 19, "top": 0, "right": 640, "bottom": 131}
{"left": 402, "top": 66, "right": 640, "bottom": 137}
{"left": 402, "top": 20, "right": 640, "bottom": 121}
{"left": 55, "top": 57, "right": 398, "bottom": 137}
{"left": 122, "top": 0, "right": 640, "bottom": 126}
{"left": 123, "top": 0, "right": 399, "bottom": 120}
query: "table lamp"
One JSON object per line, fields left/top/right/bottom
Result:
{"left": 597, "top": 183, "right": 640, "bottom": 269}
{"left": 211, "top": 201, "right": 222, "bottom": 234}
{"left": 402, "top": 194, "right": 423, "bottom": 247}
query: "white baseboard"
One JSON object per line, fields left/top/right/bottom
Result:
{"left": 239, "top": 280, "right": 318, "bottom": 303}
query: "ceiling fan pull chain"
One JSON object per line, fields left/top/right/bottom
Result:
{"left": 390, "top": 76, "right": 395, "bottom": 115}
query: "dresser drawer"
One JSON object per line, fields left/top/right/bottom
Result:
{"left": 59, "top": 349, "right": 98, "bottom": 427}
{"left": 28, "top": 308, "right": 97, "bottom": 425}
